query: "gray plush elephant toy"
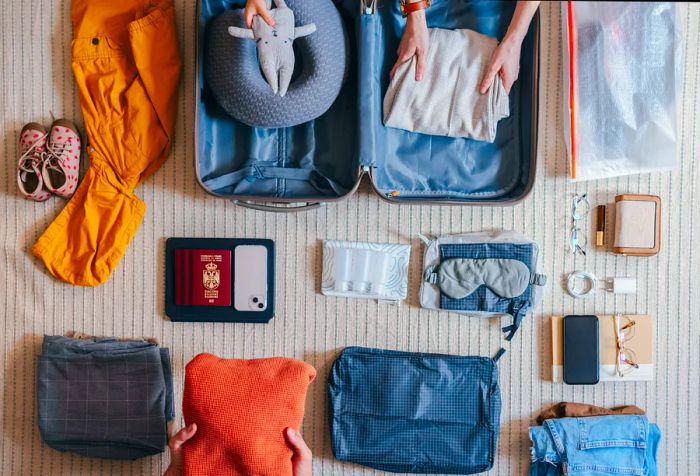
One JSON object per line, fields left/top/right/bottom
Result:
{"left": 228, "top": 0, "right": 316, "bottom": 97}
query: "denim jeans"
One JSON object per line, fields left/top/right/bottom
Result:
{"left": 529, "top": 415, "right": 661, "bottom": 475}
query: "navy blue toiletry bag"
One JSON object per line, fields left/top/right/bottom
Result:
{"left": 328, "top": 346, "right": 501, "bottom": 474}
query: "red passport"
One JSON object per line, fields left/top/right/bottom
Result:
{"left": 174, "top": 249, "right": 231, "bottom": 306}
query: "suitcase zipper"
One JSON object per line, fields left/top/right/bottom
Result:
{"left": 361, "top": 165, "right": 400, "bottom": 199}
{"left": 277, "top": 128, "right": 286, "bottom": 197}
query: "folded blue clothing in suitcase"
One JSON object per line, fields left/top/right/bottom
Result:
{"left": 328, "top": 346, "right": 501, "bottom": 474}
{"left": 196, "top": 0, "right": 539, "bottom": 207}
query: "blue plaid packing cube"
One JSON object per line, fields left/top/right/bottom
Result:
{"left": 328, "top": 346, "right": 501, "bottom": 474}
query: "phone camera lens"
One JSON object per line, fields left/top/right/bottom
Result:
{"left": 252, "top": 297, "right": 258, "bottom": 303}
{"left": 258, "top": 303, "right": 264, "bottom": 309}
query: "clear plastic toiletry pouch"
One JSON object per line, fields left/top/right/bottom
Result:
{"left": 321, "top": 240, "right": 410, "bottom": 304}
{"left": 563, "top": 1, "right": 681, "bottom": 181}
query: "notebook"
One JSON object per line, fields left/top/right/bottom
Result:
{"left": 165, "top": 238, "right": 275, "bottom": 323}
{"left": 551, "top": 315, "right": 653, "bottom": 382}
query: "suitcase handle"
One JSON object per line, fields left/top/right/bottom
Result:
{"left": 234, "top": 200, "right": 322, "bottom": 213}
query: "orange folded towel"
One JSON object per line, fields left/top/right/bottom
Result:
{"left": 182, "top": 353, "right": 316, "bottom": 476}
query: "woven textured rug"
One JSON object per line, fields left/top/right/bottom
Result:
{"left": 1, "top": 1, "right": 699, "bottom": 474}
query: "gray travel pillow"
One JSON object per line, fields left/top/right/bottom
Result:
{"left": 205, "top": 0, "right": 349, "bottom": 128}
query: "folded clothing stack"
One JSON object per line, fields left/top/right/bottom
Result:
{"left": 384, "top": 28, "right": 510, "bottom": 142}
{"left": 530, "top": 414, "right": 661, "bottom": 476}
{"left": 182, "top": 353, "right": 316, "bottom": 476}
{"left": 37, "top": 334, "right": 174, "bottom": 459}
{"left": 535, "top": 401, "right": 646, "bottom": 425}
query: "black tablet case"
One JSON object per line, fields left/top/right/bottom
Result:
{"left": 165, "top": 237, "right": 275, "bottom": 323}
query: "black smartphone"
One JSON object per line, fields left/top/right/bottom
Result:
{"left": 563, "top": 315, "right": 599, "bottom": 385}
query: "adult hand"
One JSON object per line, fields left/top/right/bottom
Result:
{"left": 480, "top": 37, "right": 521, "bottom": 95}
{"left": 390, "top": 10, "right": 429, "bottom": 82}
{"left": 480, "top": 1, "right": 540, "bottom": 94}
{"left": 245, "top": 0, "right": 276, "bottom": 28}
{"left": 285, "top": 427, "right": 313, "bottom": 476}
{"left": 163, "top": 424, "right": 197, "bottom": 476}
{"left": 162, "top": 425, "right": 312, "bottom": 476}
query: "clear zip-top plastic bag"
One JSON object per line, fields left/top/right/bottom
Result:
{"left": 563, "top": 1, "right": 682, "bottom": 181}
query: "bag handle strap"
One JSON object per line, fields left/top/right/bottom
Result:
{"left": 493, "top": 347, "right": 506, "bottom": 362}
{"left": 234, "top": 201, "right": 322, "bottom": 213}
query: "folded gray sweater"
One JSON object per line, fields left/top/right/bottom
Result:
{"left": 384, "top": 27, "right": 510, "bottom": 142}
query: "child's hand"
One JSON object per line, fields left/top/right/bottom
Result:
{"left": 245, "top": 0, "right": 276, "bottom": 28}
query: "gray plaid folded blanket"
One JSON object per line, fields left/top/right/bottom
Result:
{"left": 37, "top": 335, "right": 174, "bottom": 460}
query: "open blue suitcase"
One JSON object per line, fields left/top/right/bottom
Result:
{"left": 195, "top": 0, "right": 539, "bottom": 211}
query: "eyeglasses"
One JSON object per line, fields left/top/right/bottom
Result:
{"left": 614, "top": 313, "right": 639, "bottom": 377}
{"left": 569, "top": 194, "right": 590, "bottom": 255}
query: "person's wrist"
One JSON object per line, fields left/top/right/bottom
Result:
{"left": 406, "top": 9, "right": 426, "bottom": 22}
{"left": 401, "top": 0, "right": 429, "bottom": 19}
{"left": 500, "top": 32, "right": 523, "bottom": 52}
{"left": 502, "top": 25, "right": 527, "bottom": 47}
{"left": 405, "top": 0, "right": 426, "bottom": 24}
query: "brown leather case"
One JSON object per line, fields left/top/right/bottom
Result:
{"left": 612, "top": 194, "right": 661, "bottom": 256}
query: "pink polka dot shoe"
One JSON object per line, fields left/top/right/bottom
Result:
{"left": 42, "top": 119, "right": 82, "bottom": 199}
{"left": 17, "top": 122, "right": 51, "bottom": 202}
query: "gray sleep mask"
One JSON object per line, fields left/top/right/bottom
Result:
{"left": 426, "top": 258, "right": 532, "bottom": 300}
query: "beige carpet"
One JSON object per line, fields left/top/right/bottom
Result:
{"left": 2, "top": 1, "right": 699, "bottom": 475}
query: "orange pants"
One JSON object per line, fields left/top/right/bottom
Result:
{"left": 32, "top": 0, "right": 181, "bottom": 286}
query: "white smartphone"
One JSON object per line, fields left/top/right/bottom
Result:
{"left": 234, "top": 245, "right": 268, "bottom": 312}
